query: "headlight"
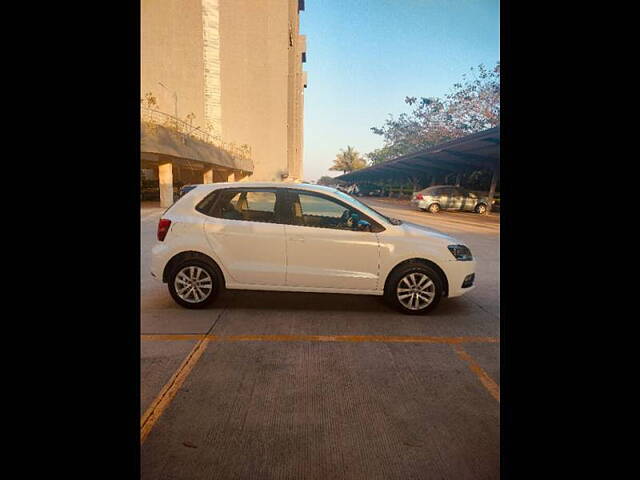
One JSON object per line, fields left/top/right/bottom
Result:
{"left": 448, "top": 244, "right": 473, "bottom": 261}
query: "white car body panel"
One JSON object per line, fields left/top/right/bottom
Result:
{"left": 203, "top": 218, "right": 286, "bottom": 286}
{"left": 150, "top": 182, "right": 476, "bottom": 299}
{"left": 376, "top": 221, "right": 475, "bottom": 297}
{"left": 284, "top": 224, "right": 380, "bottom": 290}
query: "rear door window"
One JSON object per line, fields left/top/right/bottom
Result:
{"left": 209, "top": 189, "right": 281, "bottom": 224}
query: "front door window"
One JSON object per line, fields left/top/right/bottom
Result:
{"left": 292, "top": 192, "right": 370, "bottom": 231}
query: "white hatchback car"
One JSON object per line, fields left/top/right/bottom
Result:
{"left": 151, "top": 182, "right": 476, "bottom": 315}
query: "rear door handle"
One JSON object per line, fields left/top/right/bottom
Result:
{"left": 289, "top": 236, "right": 305, "bottom": 242}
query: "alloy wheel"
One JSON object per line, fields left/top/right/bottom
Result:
{"left": 174, "top": 266, "right": 213, "bottom": 303}
{"left": 396, "top": 273, "right": 435, "bottom": 310}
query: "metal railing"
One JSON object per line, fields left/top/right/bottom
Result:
{"left": 141, "top": 107, "right": 252, "bottom": 163}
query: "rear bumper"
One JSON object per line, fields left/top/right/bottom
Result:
{"left": 410, "top": 199, "right": 428, "bottom": 209}
{"left": 150, "top": 242, "right": 172, "bottom": 282}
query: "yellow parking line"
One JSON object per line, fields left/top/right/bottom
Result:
{"left": 140, "top": 333, "right": 500, "bottom": 442}
{"left": 140, "top": 336, "right": 211, "bottom": 443}
{"left": 452, "top": 343, "right": 500, "bottom": 402}
{"left": 141, "top": 334, "right": 499, "bottom": 344}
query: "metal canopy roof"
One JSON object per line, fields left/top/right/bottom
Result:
{"left": 336, "top": 126, "right": 499, "bottom": 182}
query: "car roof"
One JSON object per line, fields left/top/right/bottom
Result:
{"left": 191, "top": 182, "right": 342, "bottom": 195}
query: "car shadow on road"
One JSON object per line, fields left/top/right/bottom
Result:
{"left": 215, "top": 289, "right": 475, "bottom": 318}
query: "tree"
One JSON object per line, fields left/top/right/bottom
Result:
{"left": 367, "top": 144, "right": 413, "bottom": 166}
{"left": 329, "top": 146, "right": 367, "bottom": 174}
{"left": 367, "top": 62, "right": 500, "bottom": 164}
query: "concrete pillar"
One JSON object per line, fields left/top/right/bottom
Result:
{"left": 226, "top": 170, "right": 235, "bottom": 182}
{"left": 455, "top": 173, "right": 461, "bottom": 187}
{"left": 158, "top": 161, "right": 174, "bottom": 208}
{"left": 203, "top": 167, "right": 213, "bottom": 184}
{"left": 486, "top": 161, "right": 499, "bottom": 215}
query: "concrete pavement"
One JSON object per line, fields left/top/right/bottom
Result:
{"left": 140, "top": 197, "right": 500, "bottom": 479}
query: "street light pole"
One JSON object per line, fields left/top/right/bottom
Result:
{"left": 158, "top": 82, "right": 178, "bottom": 118}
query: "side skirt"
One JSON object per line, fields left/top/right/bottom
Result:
{"left": 224, "top": 283, "right": 385, "bottom": 296}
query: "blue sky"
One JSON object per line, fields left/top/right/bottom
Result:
{"left": 299, "top": 0, "right": 500, "bottom": 181}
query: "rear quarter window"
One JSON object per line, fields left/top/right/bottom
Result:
{"left": 195, "top": 190, "right": 220, "bottom": 216}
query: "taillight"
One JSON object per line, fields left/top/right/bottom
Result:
{"left": 416, "top": 194, "right": 424, "bottom": 200}
{"left": 157, "top": 218, "right": 172, "bottom": 241}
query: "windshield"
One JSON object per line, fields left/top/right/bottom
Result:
{"left": 333, "top": 190, "right": 403, "bottom": 225}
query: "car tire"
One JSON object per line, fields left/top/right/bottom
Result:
{"left": 384, "top": 262, "right": 444, "bottom": 315}
{"left": 168, "top": 259, "right": 221, "bottom": 309}
{"left": 427, "top": 203, "right": 441, "bottom": 213}
{"left": 475, "top": 203, "right": 487, "bottom": 214}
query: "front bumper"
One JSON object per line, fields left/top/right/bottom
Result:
{"left": 443, "top": 259, "right": 476, "bottom": 297}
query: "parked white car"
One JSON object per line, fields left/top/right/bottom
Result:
{"left": 151, "top": 182, "right": 476, "bottom": 315}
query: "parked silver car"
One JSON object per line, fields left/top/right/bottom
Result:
{"left": 411, "top": 185, "right": 493, "bottom": 214}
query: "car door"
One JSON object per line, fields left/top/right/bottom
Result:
{"left": 436, "top": 187, "right": 453, "bottom": 210}
{"left": 448, "top": 187, "right": 465, "bottom": 210}
{"left": 283, "top": 190, "right": 381, "bottom": 291}
{"left": 461, "top": 190, "right": 478, "bottom": 211}
{"left": 201, "top": 188, "right": 287, "bottom": 286}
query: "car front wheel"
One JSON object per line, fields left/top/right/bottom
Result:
{"left": 384, "top": 262, "right": 443, "bottom": 315}
{"left": 168, "top": 260, "right": 220, "bottom": 309}
{"left": 475, "top": 203, "right": 487, "bottom": 214}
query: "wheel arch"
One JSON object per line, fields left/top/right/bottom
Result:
{"left": 162, "top": 250, "right": 226, "bottom": 287}
{"left": 383, "top": 258, "right": 449, "bottom": 297}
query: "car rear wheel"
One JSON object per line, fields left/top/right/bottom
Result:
{"left": 384, "top": 262, "right": 443, "bottom": 315}
{"left": 427, "top": 203, "right": 441, "bottom": 213}
{"left": 168, "top": 260, "right": 220, "bottom": 309}
{"left": 475, "top": 203, "right": 487, "bottom": 214}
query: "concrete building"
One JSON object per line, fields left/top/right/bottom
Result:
{"left": 141, "top": 0, "right": 307, "bottom": 206}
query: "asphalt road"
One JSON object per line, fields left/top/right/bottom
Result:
{"left": 140, "top": 197, "right": 500, "bottom": 479}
